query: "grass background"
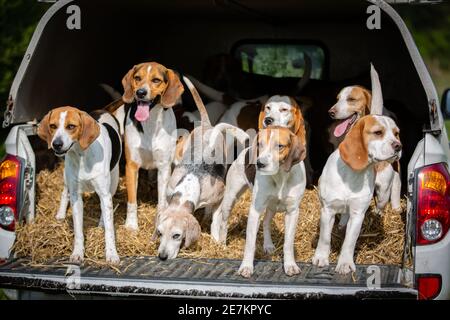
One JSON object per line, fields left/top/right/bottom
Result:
{"left": 0, "top": 2, "right": 449, "bottom": 300}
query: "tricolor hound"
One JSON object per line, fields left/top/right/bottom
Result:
{"left": 37, "top": 107, "right": 121, "bottom": 264}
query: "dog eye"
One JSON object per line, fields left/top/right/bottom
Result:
{"left": 156, "top": 229, "right": 162, "bottom": 237}
{"left": 347, "top": 97, "right": 356, "bottom": 102}
{"left": 134, "top": 76, "right": 141, "bottom": 82}
{"left": 280, "top": 108, "right": 288, "bottom": 112}
{"left": 266, "top": 106, "right": 271, "bottom": 111}
{"left": 172, "top": 233, "right": 181, "bottom": 240}
{"left": 152, "top": 78, "right": 162, "bottom": 84}
{"left": 278, "top": 144, "right": 285, "bottom": 150}
{"left": 66, "top": 124, "right": 76, "bottom": 130}
{"left": 49, "top": 124, "right": 57, "bottom": 130}
{"left": 374, "top": 130, "right": 383, "bottom": 136}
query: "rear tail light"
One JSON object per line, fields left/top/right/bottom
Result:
{"left": 416, "top": 163, "right": 450, "bottom": 245}
{"left": 0, "top": 154, "right": 23, "bottom": 231}
{"left": 416, "top": 274, "right": 442, "bottom": 300}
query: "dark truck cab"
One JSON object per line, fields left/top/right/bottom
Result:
{"left": 0, "top": 0, "right": 449, "bottom": 299}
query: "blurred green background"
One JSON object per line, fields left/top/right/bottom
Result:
{"left": 0, "top": 0, "right": 449, "bottom": 300}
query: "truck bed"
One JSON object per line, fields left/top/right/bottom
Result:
{"left": 0, "top": 257, "right": 416, "bottom": 299}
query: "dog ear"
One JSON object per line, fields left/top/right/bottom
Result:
{"left": 282, "top": 133, "right": 306, "bottom": 172}
{"left": 362, "top": 88, "right": 372, "bottom": 116}
{"left": 290, "top": 98, "right": 307, "bottom": 148}
{"left": 151, "top": 213, "right": 161, "bottom": 241}
{"left": 248, "top": 134, "right": 259, "bottom": 166}
{"left": 122, "top": 64, "right": 141, "bottom": 103}
{"left": 161, "top": 69, "right": 184, "bottom": 108}
{"left": 258, "top": 102, "right": 266, "bottom": 129}
{"left": 78, "top": 111, "right": 100, "bottom": 150}
{"left": 37, "top": 111, "right": 52, "bottom": 148}
{"left": 183, "top": 214, "right": 201, "bottom": 248}
{"left": 339, "top": 117, "right": 369, "bottom": 171}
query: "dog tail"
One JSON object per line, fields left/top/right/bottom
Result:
{"left": 185, "top": 75, "right": 226, "bottom": 103}
{"left": 100, "top": 83, "right": 122, "bottom": 100}
{"left": 293, "top": 53, "right": 312, "bottom": 96}
{"left": 207, "top": 123, "right": 250, "bottom": 151}
{"left": 370, "top": 63, "right": 384, "bottom": 116}
{"left": 182, "top": 76, "right": 212, "bottom": 128}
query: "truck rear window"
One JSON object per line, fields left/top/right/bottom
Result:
{"left": 233, "top": 43, "right": 325, "bottom": 79}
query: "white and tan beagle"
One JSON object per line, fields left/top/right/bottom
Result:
{"left": 238, "top": 127, "right": 306, "bottom": 278}
{"left": 328, "top": 84, "right": 402, "bottom": 217}
{"left": 37, "top": 107, "right": 121, "bottom": 264}
{"left": 312, "top": 115, "right": 402, "bottom": 274}
{"left": 210, "top": 95, "right": 307, "bottom": 244}
{"left": 115, "top": 62, "right": 185, "bottom": 231}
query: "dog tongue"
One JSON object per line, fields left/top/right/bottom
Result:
{"left": 135, "top": 101, "right": 150, "bottom": 122}
{"left": 334, "top": 118, "right": 352, "bottom": 137}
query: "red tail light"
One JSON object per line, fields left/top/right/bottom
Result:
{"left": 416, "top": 163, "right": 450, "bottom": 245}
{"left": 417, "top": 274, "right": 442, "bottom": 300}
{"left": 0, "top": 154, "right": 23, "bottom": 232}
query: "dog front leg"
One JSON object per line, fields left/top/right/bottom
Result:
{"left": 56, "top": 184, "right": 69, "bottom": 221}
{"left": 211, "top": 169, "right": 247, "bottom": 244}
{"left": 335, "top": 209, "right": 365, "bottom": 274}
{"left": 312, "top": 207, "right": 336, "bottom": 268}
{"left": 283, "top": 207, "right": 301, "bottom": 276}
{"left": 157, "top": 165, "right": 171, "bottom": 213}
{"left": 263, "top": 208, "right": 275, "bottom": 255}
{"left": 125, "top": 160, "right": 139, "bottom": 231}
{"left": 93, "top": 181, "right": 120, "bottom": 265}
{"left": 238, "top": 205, "right": 263, "bottom": 278}
{"left": 390, "top": 171, "right": 402, "bottom": 212}
{"left": 69, "top": 190, "right": 84, "bottom": 263}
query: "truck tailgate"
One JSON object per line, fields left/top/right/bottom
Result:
{"left": 0, "top": 257, "right": 416, "bottom": 299}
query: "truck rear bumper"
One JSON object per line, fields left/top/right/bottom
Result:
{"left": 0, "top": 257, "right": 416, "bottom": 299}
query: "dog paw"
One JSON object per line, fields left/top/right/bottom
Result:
{"left": 263, "top": 243, "right": 275, "bottom": 255}
{"left": 335, "top": 258, "right": 356, "bottom": 275}
{"left": 312, "top": 252, "right": 329, "bottom": 268}
{"left": 70, "top": 251, "right": 84, "bottom": 264}
{"left": 55, "top": 211, "right": 66, "bottom": 222}
{"left": 106, "top": 251, "right": 120, "bottom": 265}
{"left": 238, "top": 263, "right": 254, "bottom": 278}
{"left": 124, "top": 220, "right": 139, "bottom": 231}
{"left": 284, "top": 262, "right": 301, "bottom": 276}
{"left": 210, "top": 224, "right": 227, "bottom": 244}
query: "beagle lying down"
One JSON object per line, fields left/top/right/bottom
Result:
{"left": 238, "top": 127, "right": 306, "bottom": 277}
{"left": 313, "top": 115, "right": 402, "bottom": 274}
{"left": 38, "top": 107, "right": 121, "bottom": 264}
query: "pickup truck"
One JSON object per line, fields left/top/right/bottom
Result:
{"left": 0, "top": 0, "right": 449, "bottom": 299}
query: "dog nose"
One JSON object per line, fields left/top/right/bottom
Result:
{"left": 136, "top": 88, "right": 147, "bottom": 99}
{"left": 264, "top": 117, "right": 274, "bottom": 126}
{"left": 52, "top": 140, "right": 63, "bottom": 151}
{"left": 158, "top": 253, "right": 168, "bottom": 261}
{"left": 328, "top": 108, "right": 336, "bottom": 118}
{"left": 256, "top": 159, "right": 266, "bottom": 169}
{"left": 392, "top": 141, "right": 402, "bottom": 152}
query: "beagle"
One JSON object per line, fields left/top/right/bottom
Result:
{"left": 328, "top": 85, "right": 402, "bottom": 217}
{"left": 210, "top": 95, "right": 307, "bottom": 244}
{"left": 37, "top": 107, "right": 121, "bottom": 264}
{"left": 312, "top": 115, "right": 402, "bottom": 274}
{"left": 117, "top": 62, "right": 185, "bottom": 231}
{"left": 238, "top": 127, "right": 306, "bottom": 278}
{"left": 155, "top": 119, "right": 249, "bottom": 260}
